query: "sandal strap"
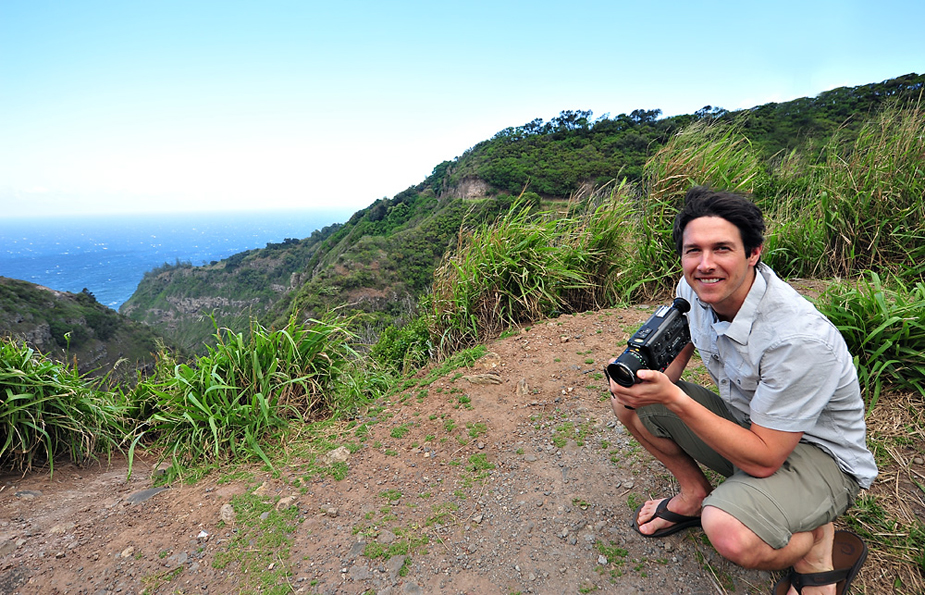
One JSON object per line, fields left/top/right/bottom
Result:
{"left": 791, "top": 566, "right": 849, "bottom": 592}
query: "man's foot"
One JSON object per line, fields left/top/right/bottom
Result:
{"left": 773, "top": 527, "right": 867, "bottom": 595}
{"left": 632, "top": 496, "right": 702, "bottom": 538}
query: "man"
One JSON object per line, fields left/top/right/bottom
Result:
{"left": 609, "top": 187, "right": 877, "bottom": 594}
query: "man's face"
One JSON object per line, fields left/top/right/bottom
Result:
{"left": 681, "top": 216, "right": 761, "bottom": 321}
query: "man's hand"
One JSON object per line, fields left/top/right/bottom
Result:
{"left": 608, "top": 368, "right": 686, "bottom": 410}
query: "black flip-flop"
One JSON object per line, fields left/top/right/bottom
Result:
{"left": 772, "top": 530, "right": 868, "bottom": 594}
{"left": 632, "top": 498, "right": 702, "bottom": 538}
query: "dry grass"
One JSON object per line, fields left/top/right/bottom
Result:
{"left": 846, "top": 391, "right": 925, "bottom": 594}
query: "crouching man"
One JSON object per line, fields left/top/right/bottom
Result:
{"left": 609, "top": 187, "right": 877, "bottom": 594}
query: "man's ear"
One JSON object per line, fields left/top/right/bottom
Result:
{"left": 748, "top": 244, "right": 763, "bottom": 266}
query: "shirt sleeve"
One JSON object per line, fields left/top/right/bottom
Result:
{"left": 748, "top": 335, "right": 843, "bottom": 433}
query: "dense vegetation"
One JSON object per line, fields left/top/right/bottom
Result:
{"left": 3, "top": 74, "right": 924, "bottom": 590}
{"left": 0, "top": 277, "right": 165, "bottom": 379}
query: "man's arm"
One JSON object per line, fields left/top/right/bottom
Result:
{"left": 609, "top": 368, "right": 802, "bottom": 477}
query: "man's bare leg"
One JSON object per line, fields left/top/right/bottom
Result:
{"left": 703, "top": 507, "right": 837, "bottom": 595}
{"left": 611, "top": 398, "right": 712, "bottom": 534}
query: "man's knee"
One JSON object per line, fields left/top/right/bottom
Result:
{"left": 701, "top": 506, "right": 768, "bottom": 568}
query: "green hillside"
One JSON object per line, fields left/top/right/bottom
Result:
{"left": 0, "top": 277, "right": 168, "bottom": 380}
{"left": 120, "top": 73, "right": 925, "bottom": 353}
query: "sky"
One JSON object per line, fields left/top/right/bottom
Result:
{"left": 1, "top": 1, "right": 923, "bottom": 219}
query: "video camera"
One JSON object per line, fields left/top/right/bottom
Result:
{"left": 605, "top": 297, "right": 691, "bottom": 389}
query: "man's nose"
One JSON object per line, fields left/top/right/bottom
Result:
{"left": 698, "top": 251, "right": 715, "bottom": 270}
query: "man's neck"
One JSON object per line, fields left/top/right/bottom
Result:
{"left": 713, "top": 266, "right": 757, "bottom": 323}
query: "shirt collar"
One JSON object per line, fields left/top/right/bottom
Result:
{"left": 716, "top": 264, "right": 767, "bottom": 343}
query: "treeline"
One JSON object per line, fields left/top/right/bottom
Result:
{"left": 431, "top": 72, "right": 925, "bottom": 198}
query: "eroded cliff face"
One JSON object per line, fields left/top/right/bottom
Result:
{"left": 446, "top": 176, "right": 491, "bottom": 199}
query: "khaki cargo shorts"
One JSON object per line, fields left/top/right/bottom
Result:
{"left": 637, "top": 381, "right": 861, "bottom": 549}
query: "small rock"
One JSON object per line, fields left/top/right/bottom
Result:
{"left": 464, "top": 373, "right": 502, "bottom": 385}
{"left": 913, "top": 456, "right": 924, "bottom": 465}
{"left": 326, "top": 446, "right": 351, "bottom": 464}
{"left": 48, "top": 522, "right": 75, "bottom": 535}
{"left": 325, "top": 507, "right": 338, "bottom": 518}
{"left": 220, "top": 503, "right": 236, "bottom": 524}
{"left": 120, "top": 546, "right": 135, "bottom": 558}
{"left": 276, "top": 496, "right": 297, "bottom": 511}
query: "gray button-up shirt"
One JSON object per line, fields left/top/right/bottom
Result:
{"left": 678, "top": 263, "right": 878, "bottom": 488}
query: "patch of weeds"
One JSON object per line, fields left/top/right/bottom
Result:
{"left": 452, "top": 489, "right": 466, "bottom": 499}
{"left": 210, "top": 492, "right": 300, "bottom": 593}
{"left": 585, "top": 358, "right": 595, "bottom": 365}
{"left": 515, "top": 447, "right": 524, "bottom": 455}
{"left": 595, "top": 540, "right": 628, "bottom": 565}
{"left": 425, "top": 434, "right": 435, "bottom": 442}
{"left": 217, "top": 469, "right": 254, "bottom": 485}
{"left": 426, "top": 502, "right": 459, "bottom": 526}
{"left": 466, "top": 421, "right": 487, "bottom": 438}
{"left": 416, "top": 389, "right": 428, "bottom": 402}
{"left": 141, "top": 566, "right": 184, "bottom": 593}
{"left": 572, "top": 498, "right": 590, "bottom": 510}
{"left": 627, "top": 493, "right": 641, "bottom": 511}
{"left": 380, "top": 489, "right": 403, "bottom": 502}
{"left": 466, "top": 453, "right": 495, "bottom": 472}
{"left": 363, "top": 529, "right": 429, "bottom": 561}
{"left": 391, "top": 423, "right": 413, "bottom": 439}
{"left": 354, "top": 423, "right": 371, "bottom": 439}
{"left": 443, "top": 418, "right": 457, "bottom": 433}
{"left": 419, "top": 345, "right": 488, "bottom": 386}
{"left": 499, "top": 329, "right": 519, "bottom": 339}
{"left": 455, "top": 394, "right": 472, "bottom": 409}
{"left": 460, "top": 453, "right": 495, "bottom": 487}
{"left": 385, "top": 449, "right": 398, "bottom": 456}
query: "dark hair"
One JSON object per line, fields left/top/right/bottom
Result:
{"left": 672, "top": 186, "right": 765, "bottom": 257}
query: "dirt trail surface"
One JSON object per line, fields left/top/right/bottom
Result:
{"left": 4, "top": 307, "right": 788, "bottom": 594}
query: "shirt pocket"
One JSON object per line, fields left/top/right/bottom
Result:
{"left": 723, "top": 363, "right": 759, "bottom": 392}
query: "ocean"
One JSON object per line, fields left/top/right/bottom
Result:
{"left": 0, "top": 209, "right": 350, "bottom": 311}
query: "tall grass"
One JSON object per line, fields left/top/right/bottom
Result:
{"left": 816, "top": 99, "right": 925, "bottom": 279}
{"left": 816, "top": 273, "right": 925, "bottom": 410}
{"left": 129, "top": 316, "right": 363, "bottom": 470}
{"left": 428, "top": 184, "right": 640, "bottom": 356}
{"left": 0, "top": 338, "right": 125, "bottom": 474}
{"left": 638, "top": 122, "right": 763, "bottom": 298}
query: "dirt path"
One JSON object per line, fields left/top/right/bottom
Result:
{"left": 1, "top": 307, "right": 796, "bottom": 594}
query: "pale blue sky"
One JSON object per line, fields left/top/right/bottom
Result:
{"left": 2, "top": 1, "right": 922, "bottom": 218}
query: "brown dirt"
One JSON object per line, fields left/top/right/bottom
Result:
{"left": 0, "top": 304, "right": 917, "bottom": 595}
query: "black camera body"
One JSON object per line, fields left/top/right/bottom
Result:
{"left": 606, "top": 297, "right": 691, "bottom": 388}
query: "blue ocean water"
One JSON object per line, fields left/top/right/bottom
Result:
{"left": 0, "top": 210, "right": 349, "bottom": 311}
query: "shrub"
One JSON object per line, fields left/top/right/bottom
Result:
{"left": 0, "top": 338, "right": 125, "bottom": 474}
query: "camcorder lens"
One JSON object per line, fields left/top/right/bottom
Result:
{"left": 606, "top": 349, "right": 647, "bottom": 388}
{"left": 608, "top": 362, "right": 636, "bottom": 387}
